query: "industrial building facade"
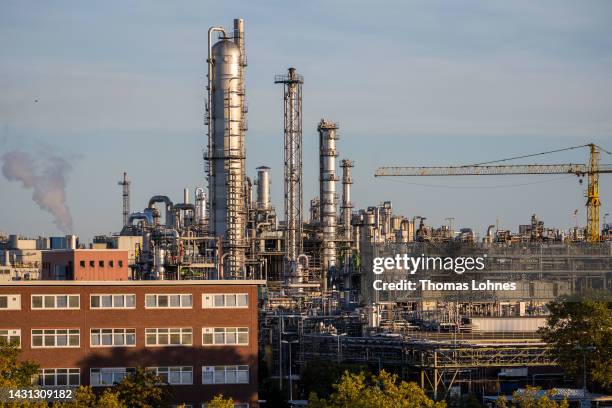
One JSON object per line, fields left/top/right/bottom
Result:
{"left": 41, "top": 249, "right": 129, "bottom": 280}
{"left": 0, "top": 280, "right": 263, "bottom": 407}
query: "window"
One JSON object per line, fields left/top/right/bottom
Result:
{"left": 89, "top": 261, "right": 94, "bottom": 267}
{"left": 79, "top": 261, "right": 85, "bottom": 267}
{"left": 145, "top": 328, "right": 192, "bottom": 346}
{"left": 202, "top": 365, "right": 248, "bottom": 384}
{"left": 99, "top": 260, "right": 104, "bottom": 267}
{"left": 109, "top": 260, "right": 114, "bottom": 268}
{"left": 31, "top": 295, "right": 79, "bottom": 310}
{"left": 148, "top": 366, "right": 193, "bottom": 385}
{"left": 90, "top": 294, "right": 135, "bottom": 309}
{"left": 202, "top": 293, "right": 248, "bottom": 309}
{"left": 0, "top": 329, "right": 21, "bottom": 346}
{"left": 202, "top": 328, "right": 248, "bottom": 346}
{"left": 37, "top": 368, "right": 80, "bottom": 387}
{"left": 118, "top": 260, "right": 123, "bottom": 267}
{"left": 91, "top": 329, "right": 136, "bottom": 347}
{"left": 0, "top": 294, "right": 21, "bottom": 310}
{"left": 90, "top": 368, "right": 135, "bottom": 386}
{"left": 29, "top": 295, "right": 70, "bottom": 309}
{"left": 31, "top": 329, "right": 80, "bottom": 348}
{"left": 145, "top": 294, "right": 192, "bottom": 309}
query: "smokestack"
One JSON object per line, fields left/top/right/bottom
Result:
{"left": 275, "top": 67, "right": 305, "bottom": 285}
{"left": 1, "top": 150, "right": 74, "bottom": 233}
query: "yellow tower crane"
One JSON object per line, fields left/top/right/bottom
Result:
{"left": 374, "top": 143, "right": 612, "bottom": 242}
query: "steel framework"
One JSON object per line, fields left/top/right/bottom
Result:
{"left": 118, "top": 172, "right": 130, "bottom": 227}
{"left": 275, "top": 68, "right": 304, "bottom": 284}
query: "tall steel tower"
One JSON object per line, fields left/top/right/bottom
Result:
{"left": 118, "top": 172, "right": 130, "bottom": 227}
{"left": 341, "top": 159, "right": 354, "bottom": 243}
{"left": 206, "top": 19, "right": 248, "bottom": 278}
{"left": 275, "top": 68, "right": 304, "bottom": 283}
{"left": 318, "top": 119, "right": 339, "bottom": 291}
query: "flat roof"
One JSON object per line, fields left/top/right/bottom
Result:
{"left": 42, "top": 249, "right": 128, "bottom": 252}
{"left": 0, "top": 280, "right": 266, "bottom": 286}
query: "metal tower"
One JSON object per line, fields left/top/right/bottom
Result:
{"left": 118, "top": 172, "right": 130, "bottom": 227}
{"left": 205, "top": 19, "right": 248, "bottom": 278}
{"left": 341, "top": 159, "right": 354, "bottom": 243}
{"left": 318, "top": 119, "right": 339, "bottom": 291}
{"left": 275, "top": 68, "right": 304, "bottom": 283}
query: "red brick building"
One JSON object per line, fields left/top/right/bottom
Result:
{"left": 41, "top": 250, "right": 129, "bottom": 280}
{"left": 0, "top": 280, "right": 263, "bottom": 407}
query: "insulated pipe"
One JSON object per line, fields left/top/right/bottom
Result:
{"left": 148, "top": 195, "right": 174, "bottom": 227}
{"left": 128, "top": 212, "right": 153, "bottom": 226}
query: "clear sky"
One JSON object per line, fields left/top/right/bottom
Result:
{"left": 1, "top": 0, "right": 611, "bottom": 242}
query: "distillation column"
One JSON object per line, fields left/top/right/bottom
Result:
{"left": 341, "top": 159, "right": 354, "bottom": 245}
{"left": 206, "top": 19, "right": 247, "bottom": 278}
{"left": 275, "top": 68, "right": 304, "bottom": 284}
{"left": 118, "top": 172, "right": 131, "bottom": 228}
{"left": 256, "top": 166, "right": 271, "bottom": 210}
{"left": 318, "top": 119, "right": 339, "bottom": 291}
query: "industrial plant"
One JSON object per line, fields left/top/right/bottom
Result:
{"left": 1, "top": 17, "right": 611, "bottom": 407}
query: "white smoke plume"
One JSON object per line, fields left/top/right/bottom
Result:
{"left": 1, "top": 150, "right": 74, "bottom": 233}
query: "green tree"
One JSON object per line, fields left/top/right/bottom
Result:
{"left": 495, "top": 387, "right": 568, "bottom": 408}
{"left": 58, "top": 386, "right": 98, "bottom": 407}
{"left": 0, "top": 343, "right": 38, "bottom": 388}
{"left": 301, "top": 360, "right": 370, "bottom": 399}
{"left": 97, "top": 389, "right": 126, "bottom": 408}
{"left": 308, "top": 370, "right": 446, "bottom": 408}
{"left": 112, "top": 368, "right": 172, "bottom": 408}
{"left": 447, "top": 394, "right": 484, "bottom": 408}
{"left": 538, "top": 293, "right": 612, "bottom": 391}
{"left": 205, "top": 394, "right": 234, "bottom": 408}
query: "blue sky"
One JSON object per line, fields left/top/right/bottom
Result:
{"left": 1, "top": 0, "right": 611, "bottom": 242}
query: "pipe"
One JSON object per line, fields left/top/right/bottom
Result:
{"left": 128, "top": 212, "right": 153, "bottom": 226}
{"left": 148, "top": 195, "right": 174, "bottom": 227}
{"left": 297, "top": 253, "right": 309, "bottom": 269}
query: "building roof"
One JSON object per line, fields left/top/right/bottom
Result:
{"left": 0, "top": 279, "right": 266, "bottom": 287}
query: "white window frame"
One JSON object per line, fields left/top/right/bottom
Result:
{"left": 202, "top": 365, "right": 249, "bottom": 384}
{"left": 202, "top": 293, "right": 248, "bottom": 309}
{"left": 0, "top": 294, "right": 21, "bottom": 310}
{"left": 145, "top": 294, "right": 193, "bottom": 309}
{"left": 202, "top": 327, "right": 249, "bottom": 346}
{"left": 0, "top": 329, "right": 21, "bottom": 347}
{"left": 90, "top": 367, "right": 135, "bottom": 387}
{"left": 147, "top": 366, "right": 193, "bottom": 385}
{"left": 31, "top": 329, "right": 80, "bottom": 348}
{"left": 31, "top": 294, "right": 80, "bottom": 310}
{"left": 90, "top": 328, "right": 136, "bottom": 347}
{"left": 90, "top": 294, "right": 136, "bottom": 309}
{"left": 145, "top": 328, "right": 193, "bottom": 346}
{"left": 37, "top": 368, "right": 80, "bottom": 387}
